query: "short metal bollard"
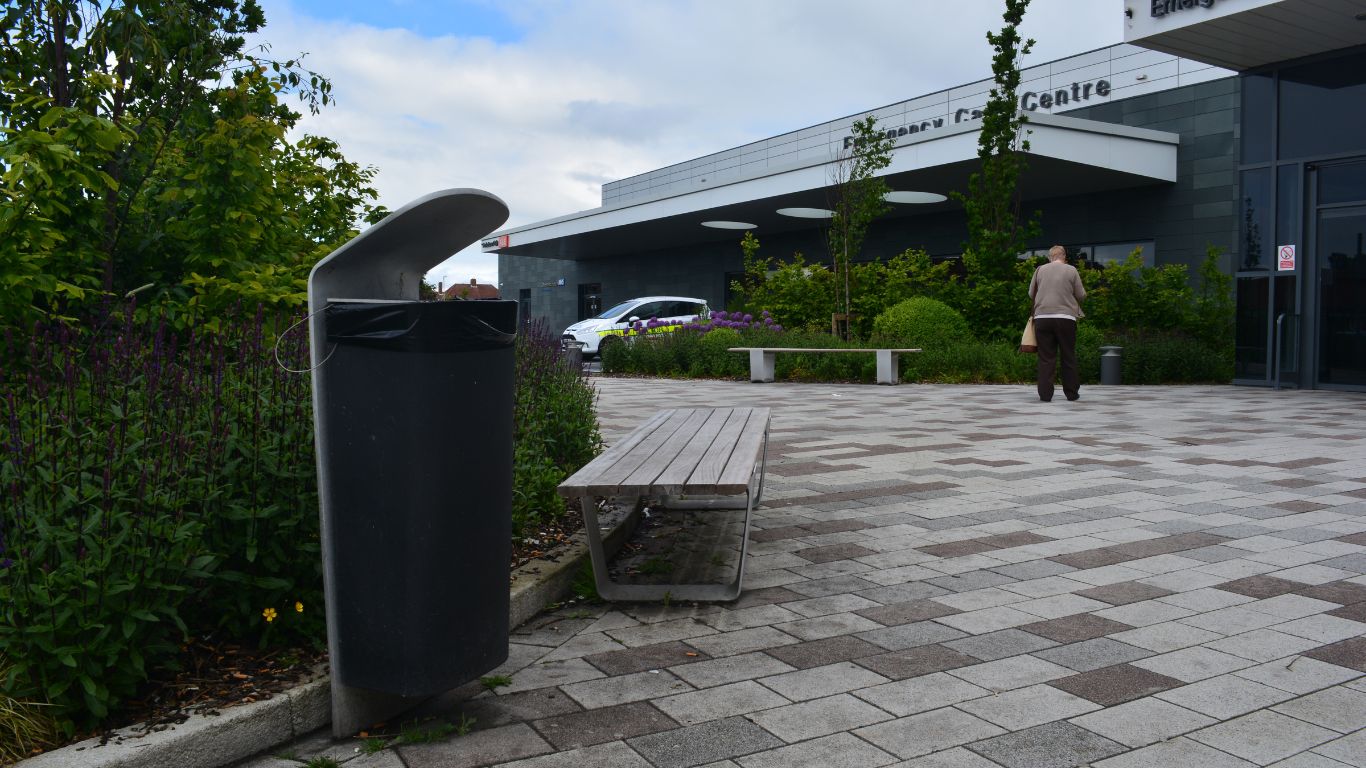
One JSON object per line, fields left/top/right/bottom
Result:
{"left": 1100, "top": 345, "right": 1123, "bottom": 385}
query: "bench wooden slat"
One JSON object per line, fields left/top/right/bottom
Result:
{"left": 618, "top": 407, "right": 719, "bottom": 492}
{"left": 715, "top": 409, "right": 770, "bottom": 492}
{"left": 557, "top": 409, "right": 673, "bottom": 496}
{"left": 687, "top": 408, "right": 758, "bottom": 490}
{"left": 584, "top": 408, "right": 698, "bottom": 493}
{"left": 650, "top": 408, "right": 739, "bottom": 494}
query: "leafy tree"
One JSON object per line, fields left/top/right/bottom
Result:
{"left": 826, "top": 115, "right": 894, "bottom": 338}
{"left": 952, "top": 0, "right": 1041, "bottom": 283}
{"left": 728, "top": 232, "right": 835, "bottom": 331}
{"left": 0, "top": 0, "right": 384, "bottom": 331}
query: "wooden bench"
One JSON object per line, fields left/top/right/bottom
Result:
{"left": 557, "top": 407, "right": 770, "bottom": 601}
{"left": 729, "top": 347, "right": 922, "bottom": 385}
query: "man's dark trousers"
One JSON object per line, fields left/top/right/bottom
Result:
{"left": 1035, "top": 317, "right": 1079, "bottom": 402}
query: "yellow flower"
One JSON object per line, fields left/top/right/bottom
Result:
{"left": 263, "top": 607, "right": 277, "bottom": 623}
{"left": 295, "top": 602, "right": 304, "bottom": 613}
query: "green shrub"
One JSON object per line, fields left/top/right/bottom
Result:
{"left": 871, "top": 297, "right": 974, "bottom": 349}
{"left": 0, "top": 309, "right": 322, "bottom": 735}
{"left": 513, "top": 321, "right": 603, "bottom": 536}
{"left": 696, "top": 328, "right": 746, "bottom": 377}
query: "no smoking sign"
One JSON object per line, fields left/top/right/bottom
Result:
{"left": 1278, "top": 244, "right": 1296, "bottom": 271}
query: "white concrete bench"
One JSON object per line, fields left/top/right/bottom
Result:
{"left": 728, "top": 347, "right": 922, "bottom": 385}
{"left": 556, "top": 406, "right": 770, "bottom": 601}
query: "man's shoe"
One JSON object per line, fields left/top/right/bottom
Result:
{"left": 1065, "top": 393, "right": 1080, "bottom": 401}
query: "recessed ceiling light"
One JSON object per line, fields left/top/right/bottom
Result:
{"left": 884, "top": 191, "right": 948, "bottom": 204}
{"left": 700, "top": 220, "right": 757, "bottom": 229}
{"left": 776, "top": 207, "right": 834, "bottom": 218}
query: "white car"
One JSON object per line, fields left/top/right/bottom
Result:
{"left": 562, "top": 296, "right": 710, "bottom": 356}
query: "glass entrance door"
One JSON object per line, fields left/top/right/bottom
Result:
{"left": 1315, "top": 205, "right": 1366, "bottom": 387}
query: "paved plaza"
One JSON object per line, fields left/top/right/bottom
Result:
{"left": 249, "top": 379, "right": 1366, "bottom": 768}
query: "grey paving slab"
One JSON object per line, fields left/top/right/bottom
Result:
{"left": 1091, "top": 737, "right": 1259, "bottom": 767}
{"left": 560, "top": 669, "right": 692, "bottom": 709}
{"left": 627, "top": 717, "right": 784, "bottom": 768}
{"left": 734, "top": 732, "right": 899, "bottom": 768}
{"left": 855, "top": 707, "right": 1007, "bottom": 760}
{"left": 942, "top": 628, "right": 1059, "bottom": 661}
{"left": 1188, "top": 710, "right": 1340, "bottom": 765}
{"left": 491, "top": 741, "right": 654, "bottom": 768}
{"left": 1310, "top": 727, "right": 1366, "bottom": 765}
{"left": 668, "top": 652, "right": 797, "bottom": 688}
{"left": 653, "top": 681, "right": 790, "bottom": 726}
{"left": 854, "top": 672, "right": 993, "bottom": 717}
{"left": 530, "top": 701, "right": 677, "bottom": 750}
{"left": 757, "top": 661, "right": 891, "bottom": 701}
{"left": 745, "top": 693, "right": 891, "bottom": 742}
{"left": 1068, "top": 695, "right": 1219, "bottom": 747}
{"left": 398, "top": 722, "right": 553, "bottom": 768}
{"left": 1033, "top": 637, "right": 1154, "bottom": 672}
{"left": 954, "top": 683, "right": 1101, "bottom": 731}
{"left": 965, "top": 721, "right": 1127, "bottom": 767}
{"left": 1271, "top": 685, "right": 1366, "bottom": 733}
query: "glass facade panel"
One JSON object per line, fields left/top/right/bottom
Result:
{"left": 1277, "top": 165, "right": 1299, "bottom": 256}
{"left": 1278, "top": 51, "right": 1366, "bottom": 160}
{"left": 1241, "top": 73, "right": 1274, "bottom": 164}
{"left": 1317, "top": 207, "right": 1366, "bottom": 386}
{"left": 1235, "top": 275, "right": 1269, "bottom": 380}
{"left": 1240, "top": 168, "right": 1272, "bottom": 270}
{"left": 1319, "top": 159, "right": 1366, "bottom": 205}
{"left": 1274, "top": 275, "right": 1298, "bottom": 384}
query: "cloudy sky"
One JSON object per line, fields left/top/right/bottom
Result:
{"left": 253, "top": 0, "right": 1122, "bottom": 289}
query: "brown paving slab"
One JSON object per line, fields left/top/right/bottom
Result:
{"left": 1271, "top": 500, "right": 1331, "bottom": 513}
{"left": 531, "top": 701, "right": 679, "bottom": 750}
{"left": 1076, "top": 581, "right": 1176, "bottom": 606}
{"left": 730, "top": 586, "right": 806, "bottom": 609}
{"left": 1269, "top": 478, "right": 1325, "bottom": 488}
{"left": 1302, "top": 636, "right": 1366, "bottom": 672}
{"left": 1020, "top": 614, "right": 1135, "bottom": 644}
{"left": 794, "top": 543, "right": 879, "bottom": 564}
{"left": 1328, "top": 602, "right": 1366, "bottom": 622}
{"left": 585, "top": 641, "right": 711, "bottom": 676}
{"left": 855, "top": 600, "right": 963, "bottom": 626}
{"left": 767, "top": 461, "right": 846, "bottom": 477}
{"left": 1215, "top": 575, "right": 1307, "bottom": 599}
{"left": 977, "top": 531, "right": 1054, "bottom": 548}
{"left": 1164, "top": 531, "right": 1238, "bottom": 549}
{"left": 801, "top": 519, "right": 877, "bottom": 534}
{"left": 1048, "top": 548, "right": 1138, "bottom": 569}
{"left": 1048, "top": 664, "right": 1184, "bottom": 706}
{"left": 1297, "top": 580, "right": 1366, "bottom": 605}
{"left": 854, "top": 645, "right": 979, "bottom": 680}
{"left": 749, "top": 525, "right": 814, "bottom": 543}
{"left": 1336, "top": 531, "right": 1366, "bottom": 545}
{"left": 764, "top": 635, "right": 887, "bottom": 670}
{"left": 918, "top": 539, "right": 1001, "bottom": 558}
{"left": 1109, "top": 535, "right": 1214, "bottom": 558}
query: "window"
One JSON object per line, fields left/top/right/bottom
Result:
{"left": 1278, "top": 51, "right": 1366, "bottom": 160}
{"left": 1240, "top": 168, "right": 1272, "bottom": 271}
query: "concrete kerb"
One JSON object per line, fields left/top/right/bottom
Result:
{"left": 19, "top": 500, "right": 642, "bottom": 768}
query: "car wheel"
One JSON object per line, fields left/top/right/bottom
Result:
{"left": 597, "top": 335, "right": 621, "bottom": 357}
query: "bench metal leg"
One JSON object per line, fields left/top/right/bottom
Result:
{"left": 749, "top": 349, "right": 775, "bottom": 383}
{"left": 576, "top": 422, "right": 768, "bottom": 603}
{"left": 876, "top": 350, "right": 899, "bottom": 385}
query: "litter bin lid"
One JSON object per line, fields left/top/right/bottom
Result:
{"left": 326, "top": 300, "right": 516, "bottom": 352}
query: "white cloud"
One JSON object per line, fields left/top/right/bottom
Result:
{"left": 256, "top": 0, "right": 1121, "bottom": 288}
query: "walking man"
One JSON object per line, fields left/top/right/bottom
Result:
{"left": 1029, "top": 245, "right": 1087, "bottom": 402}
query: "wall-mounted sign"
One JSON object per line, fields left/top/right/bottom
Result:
{"left": 481, "top": 234, "right": 510, "bottom": 251}
{"left": 1151, "top": 0, "right": 1216, "bottom": 18}
{"left": 846, "top": 78, "right": 1113, "bottom": 149}
{"left": 1278, "top": 244, "right": 1296, "bottom": 271}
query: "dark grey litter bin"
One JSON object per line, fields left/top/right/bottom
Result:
{"left": 320, "top": 298, "right": 517, "bottom": 697}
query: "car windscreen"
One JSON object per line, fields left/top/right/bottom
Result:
{"left": 594, "top": 301, "right": 637, "bottom": 320}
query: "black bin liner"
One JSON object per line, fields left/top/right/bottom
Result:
{"left": 320, "top": 299, "right": 517, "bottom": 697}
